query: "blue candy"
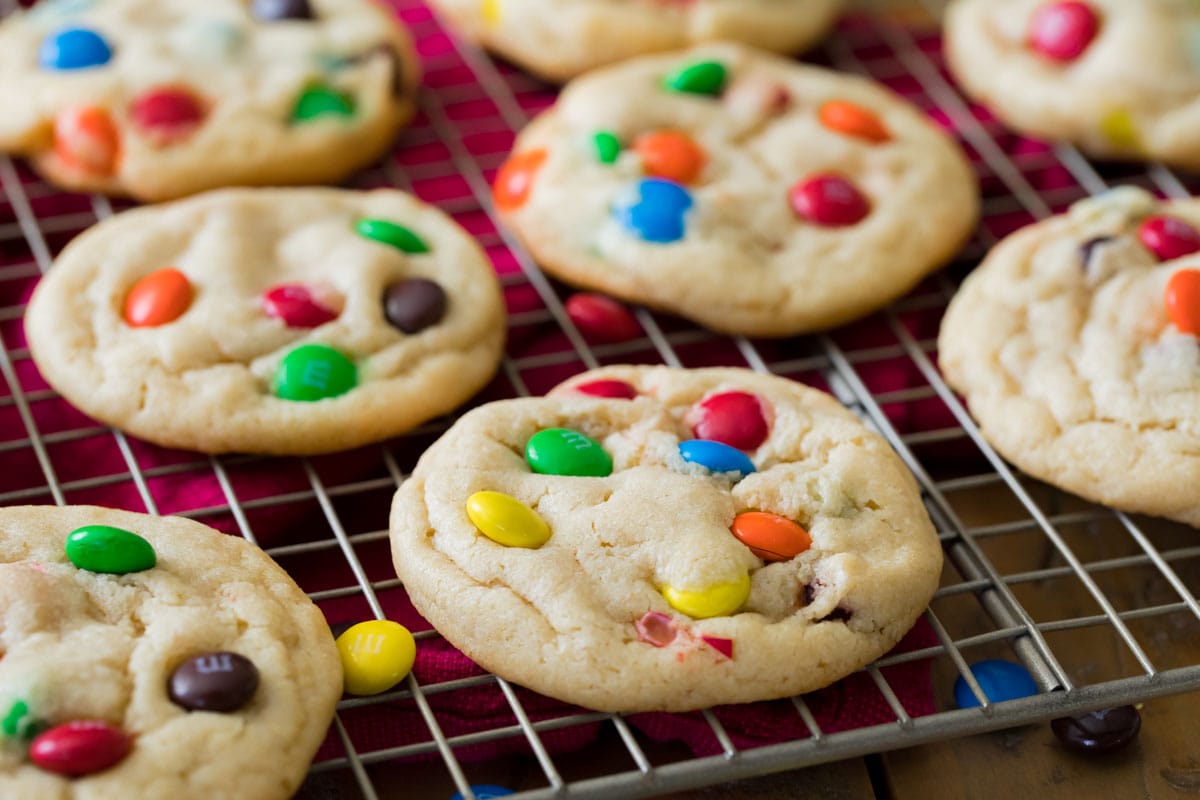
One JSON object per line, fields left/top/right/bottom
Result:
{"left": 450, "top": 786, "right": 513, "bottom": 800}
{"left": 614, "top": 178, "right": 693, "bottom": 243}
{"left": 953, "top": 659, "right": 1039, "bottom": 709}
{"left": 678, "top": 439, "right": 756, "bottom": 479}
{"left": 39, "top": 27, "right": 112, "bottom": 70}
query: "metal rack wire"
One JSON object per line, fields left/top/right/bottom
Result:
{"left": 2, "top": 0, "right": 1199, "bottom": 798}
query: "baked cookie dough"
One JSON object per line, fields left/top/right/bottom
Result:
{"left": 389, "top": 366, "right": 942, "bottom": 712}
{"left": 25, "top": 187, "right": 506, "bottom": 455}
{"left": 0, "top": 505, "right": 341, "bottom": 799}
{"left": 945, "top": 0, "right": 1200, "bottom": 168}
{"left": 939, "top": 187, "right": 1200, "bottom": 527}
{"left": 428, "top": 0, "right": 844, "bottom": 83}
{"left": 493, "top": 44, "right": 979, "bottom": 337}
{"left": 0, "top": 0, "right": 418, "bottom": 201}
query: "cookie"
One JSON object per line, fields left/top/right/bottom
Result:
{"left": 0, "top": 504, "right": 341, "bottom": 798}
{"left": 945, "top": 0, "right": 1200, "bottom": 168}
{"left": 0, "top": 0, "right": 418, "bottom": 201}
{"left": 428, "top": 0, "right": 844, "bottom": 83}
{"left": 493, "top": 44, "right": 979, "bottom": 337}
{"left": 389, "top": 366, "right": 942, "bottom": 712}
{"left": 24, "top": 187, "right": 506, "bottom": 455}
{"left": 939, "top": 187, "right": 1200, "bottom": 527}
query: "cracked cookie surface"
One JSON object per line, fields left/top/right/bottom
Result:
{"left": 24, "top": 187, "right": 506, "bottom": 455}
{"left": 493, "top": 43, "right": 978, "bottom": 337}
{"left": 0, "top": 505, "right": 341, "bottom": 800}
{"left": 0, "top": 0, "right": 417, "bottom": 201}
{"left": 939, "top": 188, "right": 1200, "bottom": 527}
{"left": 389, "top": 366, "right": 942, "bottom": 712}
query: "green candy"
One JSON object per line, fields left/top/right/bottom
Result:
{"left": 525, "top": 428, "right": 613, "bottom": 477}
{"left": 355, "top": 218, "right": 430, "bottom": 254}
{"left": 592, "top": 131, "right": 621, "bottom": 164}
{"left": 1, "top": 701, "right": 42, "bottom": 742}
{"left": 663, "top": 60, "right": 727, "bottom": 96}
{"left": 65, "top": 525, "right": 156, "bottom": 574}
{"left": 274, "top": 344, "right": 357, "bottom": 402}
{"left": 292, "top": 85, "right": 355, "bottom": 122}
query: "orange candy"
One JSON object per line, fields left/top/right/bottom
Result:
{"left": 818, "top": 100, "right": 890, "bottom": 144}
{"left": 493, "top": 148, "right": 548, "bottom": 212}
{"left": 1165, "top": 269, "right": 1200, "bottom": 335}
{"left": 634, "top": 130, "right": 706, "bottom": 184}
{"left": 730, "top": 511, "right": 811, "bottom": 562}
{"left": 124, "top": 268, "right": 193, "bottom": 327}
{"left": 53, "top": 106, "right": 120, "bottom": 175}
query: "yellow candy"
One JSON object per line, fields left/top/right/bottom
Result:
{"left": 336, "top": 620, "right": 416, "bottom": 696}
{"left": 482, "top": 0, "right": 500, "bottom": 25}
{"left": 1100, "top": 108, "right": 1139, "bottom": 150}
{"left": 661, "top": 573, "right": 751, "bottom": 619}
{"left": 466, "top": 491, "right": 551, "bottom": 548}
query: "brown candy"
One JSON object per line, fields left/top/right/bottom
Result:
{"left": 384, "top": 278, "right": 447, "bottom": 334}
{"left": 168, "top": 652, "right": 259, "bottom": 712}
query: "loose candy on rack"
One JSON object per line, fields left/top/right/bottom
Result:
{"left": 730, "top": 511, "right": 811, "bottom": 561}
{"left": 564, "top": 293, "right": 642, "bottom": 343}
{"left": 661, "top": 572, "right": 751, "bottom": 619}
{"left": 1165, "top": 269, "right": 1200, "bottom": 335}
{"left": 493, "top": 148, "right": 548, "bottom": 212}
{"left": 356, "top": 218, "right": 430, "bottom": 254}
{"left": 335, "top": 620, "right": 417, "bottom": 696}
{"left": 168, "top": 652, "right": 260, "bottom": 712}
{"left": 273, "top": 344, "right": 357, "bottom": 402}
{"left": 292, "top": 85, "right": 354, "bottom": 122}
{"left": 251, "top": 0, "right": 314, "bottom": 21}
{"left": 633, "top": 130, "right": 706, "bottom": 184}
{"left": 1138, "top": 216, "right": 1200, "bottom": 261}
{"left": 261, "top": 283, "right": 341, "bottom": 328}
{"left": 573, "top": 379, "right": 638, "bottom": 399}
{"left": 28, "top": 721, "right": 131, "bottom": 776}
{"left": 614, "top": 178, "right": 694, "bottom": 243}
{"left": 124, "top": 268, "right": 192, "bottom": 327}
{"left": 953, "top": 659, "right": 1039, "bottom": 708}
{"left": 525, "top": 428, "right": 613, "bottom": 477}
{"left": 1028, "top": 1, "right": 1099, "bottom": 62}
{"left": 130, "top": 87, "right": 206, "bottom": 144}
{"left": 54, "top": 105, "right": 119, "bottom": 175}
{"left": 635, "top": 611, "right": 679, "bottom": 647}
{"left": 450, "top": 786, "right": 514, "bottom": 800}
{"left": 818, "top": 100, "right": 891, "bottom": 144}
{"left": 663, "top": 59, "right": 727, "bottom": 96}
{"left": 677, "top": 439, "right": 757, "bottom": 479}
{"left": 1050, "top": 705, "right": 1141, "bottom": 755}
{"left": 39, "top": 27, "right": 113, "bottom": 70}
{"left": 466, "top": 491, "right": 551, "bottom": 548}
{"left": 688, "top": 391, "right": 769, "bottom": 451}
{"left": 592, "top": 130, "right": 621, "bottom": 164}
{"left": 384, "top": 278, "right": 447, "bottom": 333}
{"left": 789, "top": 174, "right": 870, "bottom": 227}
{"left": 65, "top": 524, "right": 156, "bottom": 574}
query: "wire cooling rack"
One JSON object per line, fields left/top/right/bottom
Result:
{"left": 2, "top": 0, "right": 1200, "bottom": 798}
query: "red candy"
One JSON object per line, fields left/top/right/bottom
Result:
{"left": 131, "top": 86, "right": 206, "bottom": 144}
{"left": 687, "top": 391, "right": 769, "bottom": 451}
{"left": 574, "top": 379, "right": 638, "bottom": 399}
{"left": 789, "top": 174, "right": 870, "bottom": 227}
{"left": 1028, "top": 1, "right": 1099, "bottom": 62}
{"left": 1139, "top": 216, "right": 1200, "bottom": 261}
{"left": 1165, "top": 269, "right": 1200, "bottom": 335}
{"left": 700, "top": 635, "right": 734, "bottom": 659}
{"left": 636, "top": 611, "right": 678, "bottom": 647}
{"left": 565, "top": 293, "right": 642, "bottom": 343}
{"left": 262, "top": 283, "right": 340, "bottom": 328}
{"left": 29, "top": 721, "right": 131, "bottom": 777}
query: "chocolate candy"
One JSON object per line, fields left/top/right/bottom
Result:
{"left": 292, "top": 85, "right": 354, "bottom": 122}
{"left": 29, "top": 721, "right": 131, "bottom": 776}
{"left": 1165, "top": 269, "right": 1200, "bottom": 335}
{"left": 131, "top": 87, "right": 206, "bottom": 143}
{"left": 790, "top": 174, "right": 870, "bottom": 227}
{"left": 65, "top": 524, "right": 156, "bottom": 574}
{"left": 357, "top": 218, "right": 430, "bottom": 254}
{"left": 634, "top": 130, "right": 706, "bottom": 184}
{"left": 678, "top": 439, "right": 756, "bottom": 479}
{"left": 564, "top": 293, "right": 641, "bottom": 343}
{"left": 1138, "top": 215, "right": 1200, "bottom": 261}
{"left": 525, "top": 428, "right": 613, "bottom": 477}
{"left": 1050, "top": 705, "right": 1141, "bottom": 755}
{"left": 251, "top": 0, "right": 314, "bottom": 21}
{"left": 336, "top": 620, "right": 416, "bottom": 696}
{"left": 383, "top": 279, "right": 447, "bottom": 334}
{"left": 466, "top": 490, "right": 551, "bottom": 548}
{"left": 54, "top": 105, "right": 119, "bottom": 175}
{"left": 689, "top": 391, "right": 768, "bottom": 451}
{"left": 661, "top": 572, "right": 750, "bottom": 619}
{"left": 262, "top": 283, "right": 340, "bottom": 328}
{"left": 663, "top": 59, "right": 727, "bottom": 96}
{"left": 124, "top": 268, "right": 192, "bottom": 327}
{"left": 39, "top": 27, "right": 112, "bottom": 70}
{"left": 614, "top": 178, "right": 694, "bottom": 243}
{"left": 1028, "top": 1, "right": 1099, "bottom": 62}
{"left": 573, "top": 379, "right": 638, "bottom": 399}
{"left": 818, "top": 99, "right": 891, "bottom": 144}
{"left": 953, "top": 659, "right": 1039, "bottom": 708}
{"left": 493, "top": 148, "right": 547, "bottom": 212}
{"left": 168, "top": 652, "right": 259, "bottom": 712}
{"left": 730, "top": 511, "right": 811, "bottom": 561}
{"left": 273, "top": 344, "right": 357, "bottom": 402}
{"left": 592, "top": 131, "right": 621, "bottom": 164}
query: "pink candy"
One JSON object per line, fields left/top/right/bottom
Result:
{"left": 565, "top": 293, "right": 642, "bottom": 343}
{"left": 1139, "top": 216, "right": 1200, "bottom": 261}
{"left": 574, "top": 379, "right": 638, "bottom": 399}
{"left": 261, "top": 284, "right": 340, "bottom": 328}
{"left": 1028, "top": 1, "right": 1099, "bottom": 62}
{"left": 131, "top": 87, "right": 206, "bottom": 143}
{"left": 29, "top": 721, "right": 131, "bottom": 777}
{"left": 636, "top": 611, "right": 679, "bottom": 647}
{"left": 789, "top": 174, "right": 870, "bottom": 227}
{"left": 687, "top": 391, "right": 769, "bottom": 451}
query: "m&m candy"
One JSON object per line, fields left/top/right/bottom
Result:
{"left": 336, "top": 620, "right": 416, "bottom": 696}
{"left": 678, "top": 439, "right": 756, "bottom": 479}
{"left": 493, "top": 148, "right": 547, "bottom": 212}
{"left": 688, "top": 391, "right": 769, "bottom": 451}
{"left": 953, "top": 659, "right": 1039, "bottom": 708}
{"left": 573, "top": 379, "right": 638, "bottom": 399}
{"left": 663, "top": 59, "right": 727, "bottom": 96}
{"left": 661, "top": 572, "right": 750, "bottom": 619}
{"left": 262, "top": 283, "right": 340, "bottom": 328}
{"left": 65, "top": 525, "right": 156, "bottom": 574}
{"left": 356, "top": 218, "right": 430, "bottom": 254}
{"left": 124, "top": 268, "right": 192, "bottom": 327}
{"left": 1139, "top": 216, "right": 1200, "bottom": 261}
{"left": 168, "top": 652, "right": 260, "bottom": 712}
{"left": 565, "top": 293, "right": 641, "bottom": 343}
{"left": 614, "top": 178, "right": 694, "bottom": 243}
{"left": 54, "top": 105, "right": 119, "bottom": 175}
{"left": 273, "top": 344, "right": 357, "bottom": 402}
{"left": 39, "top": 27, "right": 112, "bottom": 70}
{"left": 789, "top": 174, "right": 870, "bottom": 227}
{"left": 29, "top": 721, "right": 131, "bottom": 776}
{"left": 525, "top": 428, "right": 612, "bottom": 477}
{"left": 730, "top": 512, "right": 811, "bottom": 561}
{"left": 384, "top": 279, "right": 447, "bottom": 333}
{"left": 1165, "top": 269, "right": 1200, "bottom": 335}
{"left": 818, "top": 99, "right": 890, "bottom": 144}
{"left": 131, "top": 87, "right": 206, "bottom": 143}
{"left": 292, "top": 85, "right": 354, "bottom": 122}
{"left": 634, "top": 130, "right": 706, "bottom": 184}
{"left": 1028, "top": 1, "right": 1099, "bottom": 62}
{"left": 466, "top": 491, "right": 551, "bottom": 548}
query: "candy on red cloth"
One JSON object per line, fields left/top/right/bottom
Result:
{"left": 565, "top": 293, "right": 642, "bottom": 343}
